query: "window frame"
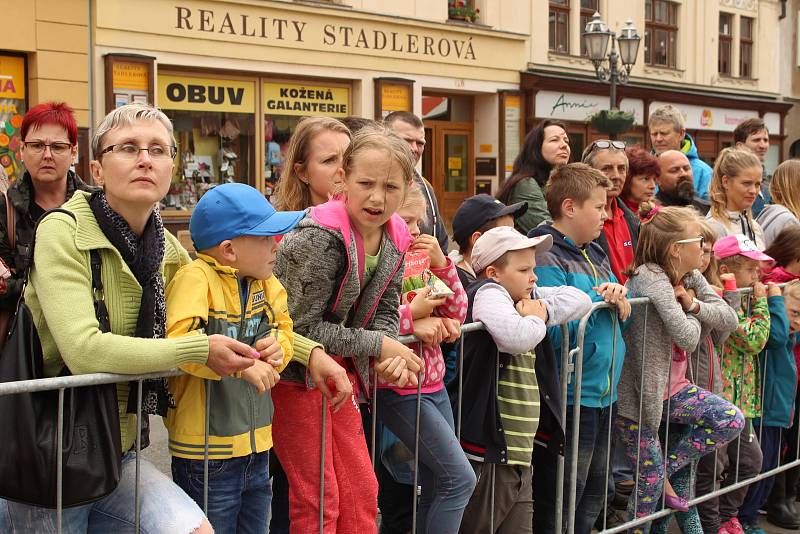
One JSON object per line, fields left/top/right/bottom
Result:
{"left": 740, "top": 16, "right": 754, "bottom": 79}
{"left": 579, "top": 0, "right": 600, "bottom": 57}
{"left": 718, "top": 12, "right": 733, "bottom": 76}
{"left": 644, "top": 0, "right": 678, "bottom": 68}
{"left": 549, "top": 0, "right": 571, "bottom": 54}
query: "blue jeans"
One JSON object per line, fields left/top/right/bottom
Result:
{"left": 376, "top": 387, "right": 476, "bottom": 534}
{"left": 5, "top": 452, "right": 206, "bottom": 533}
{"left": 533, "top": 405, "right": 613, "bottom": 534}
{"left": 172, "top": 451, "right": 271, "bottom": 534}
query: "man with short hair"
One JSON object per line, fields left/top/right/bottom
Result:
{"left": 648, "top": 104, "right": 713, "bottom": 200}
{"left": 385, "top": 111, "right": 449, "bottom": 252}
{"left": 734, "top": 117, "right": 771, "bottom": 215}
{"left": 582, "top": 141, "right": 639, "bottom": 284}
{"left": 655, "top": 150, "right": 710, "bottom": 215}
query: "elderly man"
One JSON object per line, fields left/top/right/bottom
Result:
{"left": 582, "top": 140, "right": 639, "bottom": 284}
{"left": 385, "top": 111, "right": 449, "bottom": 252}
{"left": 655, "top": 150, "right": 710, "bottom": 215}
{"left": 649, "top": 104, "right": 712, "bottom": 200}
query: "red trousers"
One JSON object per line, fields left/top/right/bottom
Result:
{"left": 272, "top": 379, "right": 378, "bottom": 534}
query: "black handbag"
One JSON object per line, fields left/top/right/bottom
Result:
{"left": 0, "top": 209, "right": 122, "bottom": 508}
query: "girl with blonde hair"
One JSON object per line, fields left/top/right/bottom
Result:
{"left": 706, "top": 147, "right": 766, "bottom": 248}
{"left": 271, "top": 116, "right": 350, "bottom": 212}
{"left": 757, "top": 159, "right": 800, "bottom": 247}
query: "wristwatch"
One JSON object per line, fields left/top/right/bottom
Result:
{"left": 688, "top": 298, "right": 701, "bottom": 314}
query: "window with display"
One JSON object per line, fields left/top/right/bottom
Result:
{"left": 0, "top": 55, "right": 27, "bottom": 183}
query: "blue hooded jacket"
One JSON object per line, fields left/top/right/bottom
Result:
{"left": 529, "top": 223, "right": 626, "bottom": 408}
{"left": 757, "top": 295, "right": 798, "bottom": 428}
{"left": 681, "top": 133, "right": 713, "bottom": 201}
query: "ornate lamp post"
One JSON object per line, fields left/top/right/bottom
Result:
{"left": 583, "top": 13, "right": 641, "bottom": 113}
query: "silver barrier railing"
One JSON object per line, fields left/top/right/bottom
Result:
{"left": 0, "top": 284, "right": 794, "bottom": 533}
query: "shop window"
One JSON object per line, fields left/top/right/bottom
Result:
{"left": 549, "top": 0, "right": 570, "bottom": 54}
{"left": 164, "top": 110, "right": 256, "bottom": 212}
{"left": 740, "top": 16, "right": 753, "bottom": 78}
{"left": 719, "top": 13, "right": 732, "bottom": 76}
{"left": 580, "top": 0, "right": 599, "bottom": 57}
{"left": 448, "top": 0, "right": 479, "bottom": 24}
{"left": 0, "top": 55, "right": 27, "bottom": 184}
{"left": 644, "top": 0, "right": 678, "bottom": 68}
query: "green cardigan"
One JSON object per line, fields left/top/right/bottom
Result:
{"left": 508, "top": 177, "right": 550, "bottom": 235}
{"left": 25, "top": 191, "right": 210, "bottom": 452}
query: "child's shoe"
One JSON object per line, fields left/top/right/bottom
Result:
{"left": 740, "top": 522, "right": 766, "bottom": 534}
{"left": 719, "top": 517, "right": 745, "bottom": 534}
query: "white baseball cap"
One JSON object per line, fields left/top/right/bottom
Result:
{"left": 471, "top": 226, "right": 553, "bottom": 273}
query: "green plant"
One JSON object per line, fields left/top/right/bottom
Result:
{"left": 448, "top": 1, "right": 479, "bottom": 22}
{"left": 587, "top": 109, "right": 635, "bottom": 136}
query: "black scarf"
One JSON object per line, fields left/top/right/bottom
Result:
{"left": 88, "top": 190, "right": 174, "bottom": 419}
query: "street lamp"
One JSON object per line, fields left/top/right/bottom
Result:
{"left": 583, "top": 13, "right": 641, "bottom": 112}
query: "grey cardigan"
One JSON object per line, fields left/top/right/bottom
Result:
{"left": 687, "top": 290, "right": 739, "bottom": 395}
{"left": 617, "top": 265, "right": 736, "bottom": 433}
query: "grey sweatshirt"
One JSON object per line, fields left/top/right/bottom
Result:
{"left": 756, "top": 204, "right": 800, "bottom": 248}
{"left": 617, "top": 266, "right": 737, "bottom": 433}
{"left": 687, "top": 290, "right": 739, "bottom": 395}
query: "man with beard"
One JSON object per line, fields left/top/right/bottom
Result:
{"left": 655, "top": 150, "right": 710, "bottom": 215}
{"left": 582, "top": 140, "right": 639, "bottom": 284}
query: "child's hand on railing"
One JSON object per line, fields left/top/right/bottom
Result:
{"left": 753, "top": 281, "right": 767, "bottom": 298}
{"left": 308, "top": 347, "right": 352, "bottom": 412}
{"left": 441, "top": 318, "right": 461, "bottom": 343}
{"left": 412, "top": 317, "right": 448, "bottom": 345}
{"left": 515, "top": 298, "right": 548, "bottom": 322}
{"left": 206, "top": 334, "right": 258, "bottom": 376}
{"left": 241, "top": 359, "right": 280, "bottom": 394}
{"left": 767, "top": 282, "right": 782, "bottom": 297}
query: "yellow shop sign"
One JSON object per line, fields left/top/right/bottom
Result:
{"left": 0, "top": 56, "right": 25, "bottom": 100}
{"left": 158, "top": 74, "right": 255, "bottom": 113}
{"left": 263, "top": 82, "right": 349, "bottom": 117}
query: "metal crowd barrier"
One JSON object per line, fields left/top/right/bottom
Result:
{"left": 0, "top": 284, "right": 795, "bottom": 534}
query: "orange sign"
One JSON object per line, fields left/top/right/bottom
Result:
{"left": 0, "top": 56, "right": 25, "bottom": 100}
{"left": 381, "top": 83, "right": 411, "bottom": 112}
{"left": 112, "top": 61, "right": 149, "bottom": 91}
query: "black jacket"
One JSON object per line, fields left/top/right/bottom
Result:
{"left": 448, "top": 278, "right": 565, "bottom": 464}
{"left": 0, "top": 170, "right": 94, "bottom": 310}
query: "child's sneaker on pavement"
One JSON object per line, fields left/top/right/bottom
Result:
{"left": 740, "top": 522, "right": 766, "bottom": 534}
{"left": 719, "top": 517, "right": 745, "bottom": 534}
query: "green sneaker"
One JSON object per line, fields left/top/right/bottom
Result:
{"left": 741, "top": 522, "right": 766, "bottom": 534}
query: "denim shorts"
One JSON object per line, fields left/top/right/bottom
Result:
{"left": 4, "top": 451, "right": 206, "bottom": 534}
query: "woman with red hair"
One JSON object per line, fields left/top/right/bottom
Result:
{"left": 621, "top": 146, "right": 659, "bottom": 217}
{"left": 0, "top": 102, "right": 92, "bottom": 309}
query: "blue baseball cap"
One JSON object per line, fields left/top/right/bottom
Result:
{"left": 190, "top": 183, "right": 305, "bottom": 250}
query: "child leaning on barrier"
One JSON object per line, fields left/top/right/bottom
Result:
{"left": 456, "top": 225, "right": 592, "bottom": 534}
{"left": 375, "top": 183, "right": 475, "bottom": 534}
{"left": 529, "top": 163, "right": 630, "bottom": 534}
{"left": 614, "top": 206, "right": 744, "bottom": 534}
{"left": 704, "top": 235, "right": 774, "bottom": 534}
{"left": 738, "top": 279, "right": 800, "bottom": 533}
{"left": 164, "top": 183, "right": 305, "bottom": 534}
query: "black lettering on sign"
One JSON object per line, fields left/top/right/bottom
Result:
{"left": 166, "top": 83, "right": 246, "bottom": 107}
{"left": 166, "top": 83, "right": 186, "bottom": 102}
{"left": 228, "top": 87, "right": 244, "bottom": 105}
{"left": 188, "top": 84, "right": 205, "bottom": 103}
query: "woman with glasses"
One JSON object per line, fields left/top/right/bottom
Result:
{"left": 0, "top": 102, "right": 93, "bottom": 311}
{"left": 496, "top": 119, "right": 570, "bottom": 234}
{"left": 2, "top": 103, "right": 259, "bottom": 533}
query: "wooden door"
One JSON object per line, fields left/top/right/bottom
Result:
{"left": 422, "top": 120, "right": 474, "bottom": 225}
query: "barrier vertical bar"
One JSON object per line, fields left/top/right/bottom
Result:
{"left": 371, "top": 369, "right": 378, "bottom": 470}
{"left": 489, "top": 463, "right": 496, "bottom": 532}
{"left": 57, "top": 388, "right": 65, "bottom": 534}
{"left": 456, "top": 332, "right": 464, "bottom": 440}
{"left": 554, "top": 324, "right": 570, "bottom": 534}
{"left": 601, "top": 312, "right": 619, "bottom": 532}
{"left": 633, "top": 304, "right": 649, "bottom": 519}
{"left": 411, "top": 342, "right": 424, "bottom": 534}
{"left": 135, "top": 380, "right": 143, "bottom": 534}
{"left": 567, "top": 309, "right": 593, "bottom": 534}
{"left": 204, "top": 380, "right": 211, "bottom": 514}
{"left": 320, "top": 396, "right": 327, "bottom": 534}
{"left": 661, "top": 344, "right": 674, "bottom": 513}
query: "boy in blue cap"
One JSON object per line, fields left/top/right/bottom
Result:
{"left": 164, "top": 183, "right": 305, "bottom": 534}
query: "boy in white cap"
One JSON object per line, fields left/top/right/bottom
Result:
{"left": 456, "top": 226, "right": 592, "bottom": 533}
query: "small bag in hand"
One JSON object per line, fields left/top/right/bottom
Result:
{"left": 0, "top": 209, "right": 121, "bottom": 508}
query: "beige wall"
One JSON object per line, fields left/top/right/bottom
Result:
{"left": 4, "top": 0, "right": 90, "bottom": 127}
{"left": 529, "top": 0, "right": 782, "bottom": 99}
{"left": 779, "top": 0, "right": 800, "bottom": 158}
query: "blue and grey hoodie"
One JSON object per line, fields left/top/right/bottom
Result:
{"left": 758, "top": 295, "right": 798, "bottom": 428}
{"left": 529, "top": 223, "right": 626, "bottom": 408}
{"left": 681, "top": 133, "right": 713, "bottom": 201}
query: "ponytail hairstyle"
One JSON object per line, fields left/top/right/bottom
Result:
{"left": 697, "top": 219, "right": 722, "bottom": 287}
{"left": 627, "top": 206, "right": 701, "bottom": 285}
{"left": 769, "top": 159, "right": 800, "bottom": 220}
{"left": 784, "top": 279, "right": 800, "bottom": 303}
{"left": 496, "top": 119, "right": 568, "bottom": 203}
{"left": 272, "top": 117, "right": 351, "bottom": 211}
{"left": 399, "top": 182, "right": 429, "bottom": 226}
{"left": 708, "top": 146, "right": 762, "bottom": 227}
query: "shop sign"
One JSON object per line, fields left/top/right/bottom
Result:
{"left": 380, "top": 84, "right": 411, "bottom": 113}
{"left": 158, "top": 75, "right": 255, "bottom": 113}
{"left": 535, "top": 91, "right": 644, "bottom": 125}
{"left": 503, "top": 94, "right": 521, "bottom": 176}
{"left": 263, "top": 82, "right": 349, "bottom": 117}
{"left": 112, "top": 62, "right": 149, "bottom": 91}
{"left": 649, "top": 101, "right": 758, "bottom": 133}
{"left": 0, "top": 56, "right": 25, "bottom": 101}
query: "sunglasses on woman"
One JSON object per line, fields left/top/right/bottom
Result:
{"left": 675, "top": 236, "right": 705, "bottom": 247}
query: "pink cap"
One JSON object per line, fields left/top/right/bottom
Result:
{"left": 471, "top": 226, "right": 553, "bottom": 273}
{"left": 712, "top": 234, "right": 773, "bottom": 262}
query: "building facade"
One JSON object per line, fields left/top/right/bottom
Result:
{"left": 0, "top": 0, "right": 795, "bottom": 231}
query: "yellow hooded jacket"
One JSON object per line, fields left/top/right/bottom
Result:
{"left": 164, "top": 253, "right": 293, "bottom": 459}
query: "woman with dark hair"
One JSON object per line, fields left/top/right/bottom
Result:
{"left": 621, "top": 146, "right": 659, "bottom": 217}
{"left": 496, "top": 119, "right": 570, "bottom": 234}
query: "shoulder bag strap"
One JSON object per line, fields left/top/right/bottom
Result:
{"left": 3, "top": 190, "right": 15, "bottom": 252}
